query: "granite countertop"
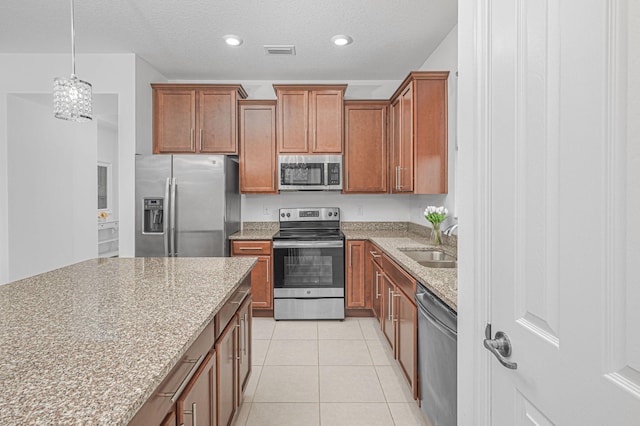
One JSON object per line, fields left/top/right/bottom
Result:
{"left": 229, "top": 229, "right": 278, "bottom": 240}
{"left": 0, "top": 257, "right": 257, "bottom": 425}
{"left": 342, "top": 229, "right": 458, "bottom": 311}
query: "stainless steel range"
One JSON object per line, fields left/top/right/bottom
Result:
{"left": 272, "top": 207, "right": 345, "bottom": 320}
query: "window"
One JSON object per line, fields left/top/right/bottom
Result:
{"left": 97, "top": 162, "right": 112, "bottom": 211}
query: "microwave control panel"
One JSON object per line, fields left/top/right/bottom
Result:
{"left": 328, "top": 163, "right": 341, "bottom": 185}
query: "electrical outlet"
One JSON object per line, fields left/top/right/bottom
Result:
{"left": 263, "top": 206, "right": 270, "bottom": 216}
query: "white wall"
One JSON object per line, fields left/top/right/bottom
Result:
{"left": 411, "top": 25, "right": 459, "bottom": 229}
{"left": 7, "top": 95, "right": 97, "bottom": 282}
{"left": 242, "top": 193, "right": 413, "bottom": 223}
{"left": 0, "top": 53, "right": 139, "bottom": 284}
{"left": 136, "top": 56, "right": 168, "bottom": 155}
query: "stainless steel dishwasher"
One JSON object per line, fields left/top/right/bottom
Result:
{"left": 416, "top": 281, "right": 457, "bottom": 426}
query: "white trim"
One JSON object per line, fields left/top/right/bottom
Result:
{"left": 458, "top": 0, "right": 492, "bottom": 424}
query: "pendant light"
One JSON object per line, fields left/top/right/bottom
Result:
{"left": 53, "top": 0, "right": 92, "bottom": 122}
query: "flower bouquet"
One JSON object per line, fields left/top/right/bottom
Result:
{"left": 424, "top": 206, "right": 448, "bottom": 245}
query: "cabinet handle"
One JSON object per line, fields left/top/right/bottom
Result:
{"left": 244, "top": 312, "right": 248, "bottom": 357}
{"left": 238, "top": 246, "right": 263, "bottom": 251}
{"left": 199, "top": 128, "right": 203, "bottom": 151}
{"left": 183, "top": 402, "right": 197, "bottom": 426}
{"left": 393, "top": 292, "right": 401, "bottom": 322}
{"left": 190, "top": 128, "right": 194, "bottom": 151}
{"left": 239, "top": 316, "right": 244, "bottom": 359}
{"left": 266, "top": 258, "right": 270, "bottom": 283}
{"left": 395, "top": 166, "right": 400, "bottom": 190}
{"left": 375, "top": 272, "right": 380, "bottom": 299}
{"left": 158, "top": 354, "right": 205, "bottom": 403}
{"left": 369, "top": 251, "right": 381, "bottom": 258}
{"left": 388, "top": 288, "right": 393, "bottom": 321}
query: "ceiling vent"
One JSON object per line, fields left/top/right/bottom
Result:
{"left": 264, "top": 45, "right": 296, "bottom": 56}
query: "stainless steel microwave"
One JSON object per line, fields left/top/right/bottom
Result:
{"left": 278, "top": 155, "right": 343, "bottom": 191}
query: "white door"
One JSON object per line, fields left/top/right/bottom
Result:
{"left": 459, "top": 0, "right": 640, "bottom": 424}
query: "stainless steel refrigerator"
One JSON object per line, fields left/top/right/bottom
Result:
{"left": 135, "top": 155, "right": 240, "bottom": 257}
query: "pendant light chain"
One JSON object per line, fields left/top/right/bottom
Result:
{"left": 70, "top": 0, "right": 76, "bottom": 77}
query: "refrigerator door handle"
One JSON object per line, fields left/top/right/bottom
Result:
{"left": 163, "top": 177, "right": 170, "bottom": 256}
{"left": 170, "top": 177, "right": 177, "bottom": 257}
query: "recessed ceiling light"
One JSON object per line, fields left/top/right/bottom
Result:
{"left": 331, "top": 35, "right": 353, "bottom": 46}
{"left": 223, "top": 35, "right": 243, "bottom": 46}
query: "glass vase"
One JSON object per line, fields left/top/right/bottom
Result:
{"left": 431, "top": 222, "right": 442, "bottom": 245}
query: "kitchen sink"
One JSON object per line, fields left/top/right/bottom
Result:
{"left": 399, "top": 248, "right": 457, "bottom": 268}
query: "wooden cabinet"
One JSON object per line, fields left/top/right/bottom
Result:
{"left": 238, "top": 101, "right": 277, "bottom": 194}
{"left": 365, "top": 241, "right": 384, "bottom": 321}
{"left": 381, "top": 275, "right": 396, "bottom": 350}
{"left": 381, "top": 254, "right": 418, "bottom": 399}
{"left": 152, "top": 84, "right": 247, "bottom": 154}
{"left": 274, "top": 85, "right": 346, "bottom": 154}
{"left": 231, "top": 241, "right": 273, "bottom": 311}
{"left": 216, "top": 296, "right": 252, "bottom": 426}
{"left": 390, "top": 72, "right": 449, "bottom": 194}
{"left": 216, "top": 315, "right": 238, "bottom": 426}
{"left": 346, "top": 240, "right": 368, "bottom": 309}
{"left": 343, "top": 101, "right": 389, "bottom": 193}
{"left": 237, "top": 297, "right": 252, "bottom": 396}
{"left": 177, "top": 350, "right": 216, "bottom": 426}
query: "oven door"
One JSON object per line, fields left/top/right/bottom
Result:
{"left": 272, "top": 240, "right": 344, "bottom": 298}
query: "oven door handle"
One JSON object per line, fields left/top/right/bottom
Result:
{"left": 273, "top": 240, "right": 344, "bottom": 249}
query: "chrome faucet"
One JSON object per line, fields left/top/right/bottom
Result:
{"left": 443, "top": 223, "right": 458, "bottom": 236}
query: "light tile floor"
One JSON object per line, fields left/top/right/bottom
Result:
{"left": 233, "top": 317, "right": 430, "bottom": 426}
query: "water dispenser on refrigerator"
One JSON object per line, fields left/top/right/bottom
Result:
{"left": 143, "top": 198, "right": 164, "bottom": 234}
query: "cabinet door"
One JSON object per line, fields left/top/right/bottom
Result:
{"left": 395, "top": 288, "right": 418, "bottom": 399}
{"left": 251, "top": 257, "right": 272, "bottom": 310}
{"left": 154, "top": 89, "right": 197, "bottom": 154}
{"left": 309, "top": 89, "right": 343, "bottom": 153}
{"left": 381, "top": 276, "right": 396, "bottom": 352}
{"left": 216, "top": 317, "right": 238, "bottom": 426}
{"left": 371, "top": 260, "right": 384, "bottom": 321}
{"left": 160, "top": 409, "right": 177, "bottom": 426}
{"left": 177, "top": 350, "right": 216, "bottom": 426}
{"left": 238, "top": 298, "right": 252, "bottom": 398}
{"left": 239, "top": 101, "right": 277, "bottom": 193}
{"left": 198, "top": 89, "right": 238, "bottom": 154}
{"left": 344, "top": 102, "right": 388, "bottom": 193}
{"left": 390, "top": 99, "right": 401, "bottom": 192}
{"left": 277, "top": 90, "right": 309, "bottom": 153}
{"left": 346, "top": 240, "right": 367, "bottom": 309}
{"left": 399, "top": 84, "right": 414, "bottom": 192}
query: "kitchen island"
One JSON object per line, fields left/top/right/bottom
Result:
{"left": 0, "top": 257, "right": 256, "bottom": 425}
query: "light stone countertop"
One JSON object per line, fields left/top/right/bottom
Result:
{"left": 342, "top": 229, "right": 458, "bottom": 311}
{"left": 0, "top": 257, "right": 257, "bottom": 425}
{"left": 229, "top": 229, "right": 278, "bottom": 240}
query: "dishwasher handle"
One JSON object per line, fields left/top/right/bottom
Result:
{"left": 416, "top": 284, "right": 457, "bottom": 336}
{"left": 417, "top": 300, "right": 457, "bottom": 338}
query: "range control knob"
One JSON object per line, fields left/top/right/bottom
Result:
{"left": 286, "top": 213, "right": 291, "bottom": 217}
{"left": 334, "top": 211, "right": 339, "bottom": 217}
{"left": 328, "top": 212, "right": 333, "bottom": 217}
{"left": 280, "top": 213, "right": 285, "bottom": 218}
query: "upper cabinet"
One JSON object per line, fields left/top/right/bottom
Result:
{"left": 390, "top": 72, "right": 449, "bottom": 194}
{"left": 274, "top": 85, "right": 347, "bottom": 154}
{"left": 238, "top": 100, "right": 278, "bottom": 194}
{"left": 152, "top": 84, "right": 247, "bottom": 154}
{"left": 343, "top": 100, "right": 389, "bottom": 194}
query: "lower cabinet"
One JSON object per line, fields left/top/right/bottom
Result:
{"left": 216, "top": 315, "right": 238, "bottom": 426}
{"left": 231, "top": 241, "right": 273, "bottom": 312}
{"left": 346, "top": 240, "right": 368, "bottom": 309}
{"left": 217, "top": 296, "right": 252, "bottom": 426}
{"left": 366, "top": 242, "right": 384, "bottom": 320}
{"left": 360, "top": 240, "right": 419, "bottom": 400}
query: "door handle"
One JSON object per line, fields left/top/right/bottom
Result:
{"left": 483, "top": 324, "right": 517, "bottom": 370}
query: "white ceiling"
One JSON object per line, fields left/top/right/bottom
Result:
{"left": 0, "top": 0, "right": 457, "bottom": 80}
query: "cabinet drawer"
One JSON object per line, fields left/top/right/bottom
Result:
{"left": 382, "top": 254, "right": 416, "bottom": 301}
{"left": 215, "top": 275, "right": 251, "bottom": 339}
{"left": 231, "top": 240, "right": 271, "bottom": 256}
